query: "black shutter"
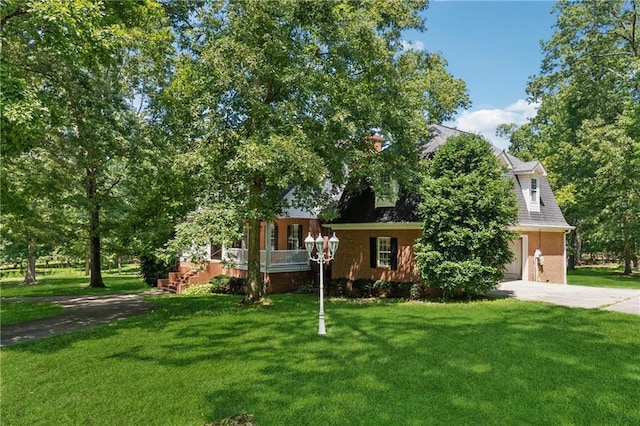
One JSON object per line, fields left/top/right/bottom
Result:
{"left": 272, "top": 224, "right": 278, "bottom": 250}
{"left": 287, "top": 225, "right": 292, "bottom": 250}
{"left": 298, "top": 225, "right": 303, "bottom": 249}
{"left": 370, "top": 237, "right": 377, "bottom": 268}
{"left": 390, "top": 238, "right": 398, "bottom": 270}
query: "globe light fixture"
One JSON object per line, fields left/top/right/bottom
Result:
{"left": 305, "top": 231, "right": 339, "bottom": 335}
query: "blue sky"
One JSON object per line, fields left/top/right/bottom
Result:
{"left": 403, "top": 0, "right": 559, "bottom": 149}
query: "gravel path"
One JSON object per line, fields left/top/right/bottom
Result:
{"left": 1, "top": 290, "right": 164, "bottom": 347}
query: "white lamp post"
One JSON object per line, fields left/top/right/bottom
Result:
{"left": 305, "top": 231, "right": 339, "bottom": 335}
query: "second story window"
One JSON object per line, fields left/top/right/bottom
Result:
{"left": 530, "top": 177, "right": 538, "bottom": 203}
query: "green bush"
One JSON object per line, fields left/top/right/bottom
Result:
{"left": 139, "top": 254, "right": 175, "bottom": 287}
{"left": 209, "top": 275, "right": 246, "bottom": 294}
{"left": 296, "top": 283, "right": 318, "bottom": 294}
{"left": 330, "top": 278, "right": 416, "bottom": 299}
{"left": 410, "top": 283, "right": 427, "bottom": 300}
{"left": 181, "top": 284, "right": 214, "bottom": 295}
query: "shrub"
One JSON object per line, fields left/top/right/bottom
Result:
{"left": 181, "top": 284, "right": 214, "bottom": 295}
{"left": 329, "top": 278, "right": 349, "bottom": 296}
{"left": 296, "top": 283, "right": 318, "bottom": 294}
{"left": 410, "top": 283, "right": 427, "bottom": 300}
{"left": 209, "top": 275, "right": 246, "bottom": 294}
{"left": 139, "top": 254, "right": 176, "bottom": 287}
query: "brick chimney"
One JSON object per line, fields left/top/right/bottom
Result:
{"left": 366, "top": 134, "right": 383, "bottom": 152}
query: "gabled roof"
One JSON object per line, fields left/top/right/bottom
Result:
{"left": 330, "top": 124, "right": 571, "bottom": 230}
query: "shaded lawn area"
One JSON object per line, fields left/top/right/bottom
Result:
{"left": 0, "top": 273, "right": 149, "bottom": 298}
{"left": 568, "top": 266, "right": 640, "bottom": 289}
{"left": 2, "top": 294, "right": 639, "bottom": 425}
{"left": 0, "top": 301, "right": 64, "bottom": 326}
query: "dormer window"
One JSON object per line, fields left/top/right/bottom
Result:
{"left": 524, "top": 176, "right": 540, "bottom": 212}
{"left": 375, "top": 180, "right": 400, "bottom": 208}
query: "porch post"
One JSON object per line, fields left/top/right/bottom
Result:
{"left": 264, "top": 222, "right": 270, "bottom": 283}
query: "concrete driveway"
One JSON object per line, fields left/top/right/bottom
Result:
{"left": 491, "top": 280, "right": 640, "bottom": 315}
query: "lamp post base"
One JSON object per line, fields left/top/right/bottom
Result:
{"left": 318, "top": 318, "right": 326, "bottom": 335}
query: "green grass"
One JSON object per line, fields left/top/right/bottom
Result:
{"left": 0, "top": 301, "right": 64, "bottom": 326}
{"left": 568, "top": 266, "right": 640, "bottom": 289}
{"left": 0, "top": 273, "right": 149, "bottom": 298}
{"left": 2, "top": 294, "right": 639, "bottom": 425}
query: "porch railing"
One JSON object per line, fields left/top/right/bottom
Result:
{"left": 224, "top": 248, "right": 310, "bottom": 272}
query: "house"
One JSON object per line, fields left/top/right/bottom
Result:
{"left": 158, "top": 187, "right": 324, "bottom": 293}
{"left": 327, "top": 124, "right": 573, "bottom": 285}
{"left": 160, "top": 124, "right": 572, "bottom": 293}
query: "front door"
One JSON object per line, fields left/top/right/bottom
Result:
{"left": 505, "top": 238, "right": 522, "bottom": 279}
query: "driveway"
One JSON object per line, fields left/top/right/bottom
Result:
{"left": 0, "top": 290, "right": 163, "bottom": 347}
{"left": 491, "top": 280, "right": 640, "bottom": 315}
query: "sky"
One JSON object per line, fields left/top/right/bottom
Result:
{"left": 403, "top": 0, "right": 559, "bottom": 149}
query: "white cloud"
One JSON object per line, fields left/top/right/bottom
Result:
{"left": 400, "top": 40, "right": 425, "bottom": 51}
{"left": 447, "top": 100, "right": 540, "bottom": 150}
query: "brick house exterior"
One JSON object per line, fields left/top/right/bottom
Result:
{"left": 162, "top": 124, "right": 572, "bottom": 293}
{"left": 327, "top": 125, "right": 573, "bottom": 285}
{"left": 158, "top": 189, "right": 323, "bottom": 293}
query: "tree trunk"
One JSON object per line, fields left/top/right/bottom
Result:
{"left": 87, "top": 168, "right": 105, "bottom": 288}
{"left": 23, "top": 236, "right": 37, "bottom": 285}
{"left": 243, "top": 179, "right": 264, "bottom": 304}
{"left": 623, "top": 230, "right": 632, "bottom": 275}
{"left": 567, "top": 229, "right": 581, "bottom": 270}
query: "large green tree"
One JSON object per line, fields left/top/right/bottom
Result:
{"left": 164, "top": 0, "right": 469, "bottom": 303}
{"left": 414, "top": 134, "right": 518, "bottom": 298}
{"left": 1, "top": 1, "right": 173, "bottom": 286}
{"left": 502, "top": 0, "right": 639, "bottom": 273}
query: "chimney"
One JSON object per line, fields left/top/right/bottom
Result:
{"left": 366, "top": 134, "right": 383, "bottom": 152}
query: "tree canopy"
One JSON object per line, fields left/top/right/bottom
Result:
{"left": 164, "top": 0, "right": 469, "bottom": 302}
{"left": 1, "top": 0, "right": 174, "bottom": 286}
{"left": 414, "top": 134, "right": 518, "bottom": 298}
{"left": 500, "top": 0, "right": 639, "bottom": 272}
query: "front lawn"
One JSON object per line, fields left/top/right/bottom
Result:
{"left": 2, "top": 294, "right": 639, "bottom": 425}
{"left": 568, "top": 266, "right": 640, "bottom": 289}
{"left": 0, "top": 273, "right": 149, "bottom": 298}
{"left": 0, "top": 301, "right": 64, "bottom": 326}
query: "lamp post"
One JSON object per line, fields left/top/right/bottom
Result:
{"left": 305, "top": 231, "right": 339, "bottom": 335}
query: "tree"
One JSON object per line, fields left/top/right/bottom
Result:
{"left": 0, "top": 150, "right": 64, "bottom": 283}
{"left": 164, "top": 0, "right": 469, "bottom": 303}
{"left": 1, "top": 1, "right": 173, "bottom": 287}
{"left": 414, "top": 134, "right": 518, "bottom": 298}
{"left": 501, "top": 0, "right": 639, "bottom": 273}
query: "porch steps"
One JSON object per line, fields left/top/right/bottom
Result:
{"left": 159, "top": 269, "right": 199, "bottom": 294}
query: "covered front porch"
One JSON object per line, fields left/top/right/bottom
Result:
{"left": 224, "top": 248, "right": 310, "bottom": 272}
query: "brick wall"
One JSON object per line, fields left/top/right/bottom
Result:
{"left": 331, "top": 229, "right": 422, "bottom": 282}
{"left": 523, "top": 231, "right": 566, "bottom": 284}
{"left": 333, "top": 228, "right": 567, "bottom": 285}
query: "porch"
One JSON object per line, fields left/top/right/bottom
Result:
{"left": 224, "top": 248, "right": 311, "bottom": 273}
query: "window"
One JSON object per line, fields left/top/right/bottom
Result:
{"left": 530, "top": 178, "right": 538, "bottom": 203}
{"left": 210, "top": 244, "right": 222, "bottom": 261}
{"left": 369, "top": 237, "right": 398, "bottom": 270}
{"left": 269, "top": 224, "right": 278, "bottom": 251}
{"left": 287, "top": 224, "right": 302, "bottom": 250}
{"left": 375, "top": 180, "right": 400, "bottom": 208}
{"left": 377, "top": 237, "right": 391, "bottom": 267}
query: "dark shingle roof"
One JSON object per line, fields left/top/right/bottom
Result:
{"left": 331, "top": 124, "right": 571, "bottom": 229}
